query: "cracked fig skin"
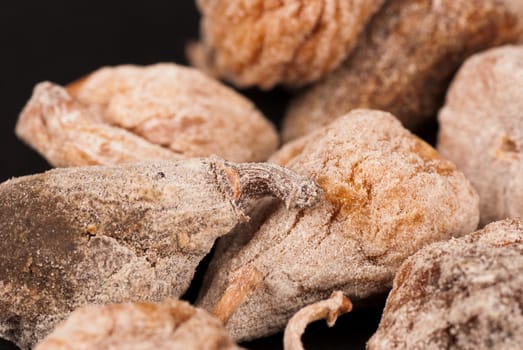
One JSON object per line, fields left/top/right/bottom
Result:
{"left": 437, "top": 45, "right": 523, "bottom": 225}
{"left": 35, "top": 299, "right": 242, "bottom": 350}
{"left": 283, "top": 0, "right": 521, "bottom": 141}
{"left": 197, "top": 109, "right": 479, "bottom": 341}
{"left": 368, "top": 218, "right": 523, "bottom": 350}
{"left": 0, "top": 157, "right": 320, "bottom": 349}
{"left": 16, "top": 63, "right": 278, "bottom": 166}
{"left": 189, "top": 0, "right": 385, "bottom": 89}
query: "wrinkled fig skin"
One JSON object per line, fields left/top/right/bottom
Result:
{"left": 197, "top": 110, "right": 480, "bottom": 341}
{"left": 367, "top": 219, "right": 523, "bottom": 350}
{"left": 16, "top": 64, "right": 279, "bottom": 166}
{"left": 15, "top": 82, "right": 181, "bottom": 167}
{"left": 35, "top": 299, "right": 242, "bottom": 350}
{"left": 69, "top": 64, "right": 279, "bottom": 162}
{"left": 437, "top": 46, "right": 523, "bottom": 225}
{"left": 283, "top": 0, "right": 521, "bottom": 141}
{"left": 189, "top": 0, "right": 385, "bottom": 89}
{"left": 0, "top": 158, "right": 320, "bottom": 349}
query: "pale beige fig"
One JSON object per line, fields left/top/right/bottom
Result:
{"left": 197, "top": 110, "right": 480, "bottom": 341}
{"left": 0, "top": 158, "right": 320, "bottom": 349}
{"left": 284, "top": 291, "right": 352, "bottom": 350}
{"left": 283, "top": 0, "right": 521, "bottom": 141}
{"left": 367, "top": 218, "right": 523, "bottom": 350}
{"left": 189, "top": 0, "right": 385, "bottom": 89}
{"left": 16, "top": 64, "right": 278, "bottom": 166}
{"left": 438, "top": 45, "right": 523, "bottom": 225}
{"left": 35, "top": 299, "right": 242, "bottom": 350}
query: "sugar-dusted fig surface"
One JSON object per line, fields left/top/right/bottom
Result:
{"left": 35, "top": 299, "right": 242, "bottom": 350}
{"left": 283, "top": 0, "right": 521, "bottom": 141}
{"left": 15, "top": 82, "right": 181, "bottom": 167}
{"left": 0, "top": 157, "right": 320, "bottom": 349}
{"left": 189, "top": 0, "right": 385, "bottom": 89}
{"left": 197, "top": 110, "right": 480, "bottom": 341}
{"left": 438, "top": 45, "right": 523, "bottom": 225}
{"left": 16, "top": 64, "right": 278, "bottom": 166}
{"left": 367, "top": 218, "right": 523, "bottom": 350}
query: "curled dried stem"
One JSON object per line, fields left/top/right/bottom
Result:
{"left": 283, "top": 291, "right": 352, "bottom": 350}
{"left": 212, "top": 265, "right": 262, "bottom": 325}
{"left": 217, "top": 160, "right": 322, "bottom": 210}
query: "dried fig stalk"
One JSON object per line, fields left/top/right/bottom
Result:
{"left": 197, "top": 109, "right": 479, "bottom": 341}
{"left": 0, "top": 157, "right": 320, "bottom": 349}
{"left": 16, "top": 63, "right": 279, "bottom": 166}
{"left": 284, "top": 291, "right": 352, "bottom": 350}
{"left": 437, "top": 45, "right": 523, "bottom": 225}
{"left": 367, "top": 218, "right": 523, "bottom": 349}
{"left": 35, "top": 299, "right": 242, "bottom": 350}
{"left": 189, "top": 0, "right": 385, "bottom": 89}
{"left": 283, "top": 0, "right": 521, "bottom": 141}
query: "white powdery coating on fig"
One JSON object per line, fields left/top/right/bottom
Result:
{"left": 15, "top": 82, "right": 180, "bottom": 167}
{"left": 438, "top": 45, "right": 523, "bottom": 225}
{"left": 16, "top": 64, "right": 278, "bottom": 167}
{"left": 35, "top": 299, "right": 242, "bottom": 350}
{"left": 71, "top": 63, "right": 278, "bottom": 162}
{"left": 368, "top": 218, "right": 523, "bottom": 350}
{"left": 197, "top": 109, "right": 479, "bottom": 341}
{"left": 0, "top": 158, "right": 320, "bottom": 349}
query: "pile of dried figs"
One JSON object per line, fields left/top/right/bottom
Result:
{"left": 2, "top": 1, "right": 523, "bottom": 349}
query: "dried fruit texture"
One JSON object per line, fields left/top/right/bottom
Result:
{"left": 15, "top": 82, "right": 181, "bottom": 167}
{"left": 504, "top": 0, "right": 523, "bottom": 41}
{"left": 0, "top": 158, "right": 320, "bottom": 349}
{"left": 197, "top": 110, "right": 479, "bottom": 341}
{"left": 16, "top": 64, "right": 278, "bottom": 166}
{"left": 283, "top": 291, "right": 352, "bottom": 350}
{"left": 283, "top": 0, "right": 521, "bottom": 141}
{"left": 35, "top": 299, "right": 242, "bottom": 350}
{"left": 437, "top": 45, "right": 523, "bottom": 225}
{"left": 189, "top": 0, "right": 385, "bottom": 89}
{"left": 367, "top": 218, "right": 523, "bottom": 350}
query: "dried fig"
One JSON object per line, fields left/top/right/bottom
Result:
{"left": 189, "top": 0, "right": 385, "bottom": 89}
{"left": 16, "top": 63, "right": 278, "bottom": 166}
{"left": 438, "top": 45, "right": 523, "bottom": 225}
{"left": 35, "top": 299, "right": 242, "bottom": 350}
{"left": 367, "top": 218, "right": 523, "bottom": 349}
{"left": 197, "top": 110, "right": 479, "bottom": 341}
{"left": 283, "top": 0, "right": 521, "bottom": 141}
{"left": 0, "top": 157, "right": 319, "bottom": 348}
{"left": 15, "top": 82, "right": 181, "bottom": 167}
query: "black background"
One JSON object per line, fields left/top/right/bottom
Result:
{"left": 0, "top": 1, "right": 383, "bottom": 349}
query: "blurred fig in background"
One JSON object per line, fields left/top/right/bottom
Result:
{"left": 283, "top": 0, "right": 521, "bottom": 141}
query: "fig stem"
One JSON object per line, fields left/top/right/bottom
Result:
{"left": 212, "top": 265, "right": 262, "bottom": 325}
{"left": 283, "top": 291, "right": 352, "bottom": 350}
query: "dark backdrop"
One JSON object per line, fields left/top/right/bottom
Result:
{"left": 0, "top": 2, "right": 382, "bottom": 349}
{"left": 0, "top": 1, "right": 201, "bottom": 181}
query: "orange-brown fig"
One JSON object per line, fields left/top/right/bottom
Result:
{"left": 283, "top": 0, "right": 521, "bottom": 141}
{"left": 189, "top": 0, "right": 385, "bottom": 89}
